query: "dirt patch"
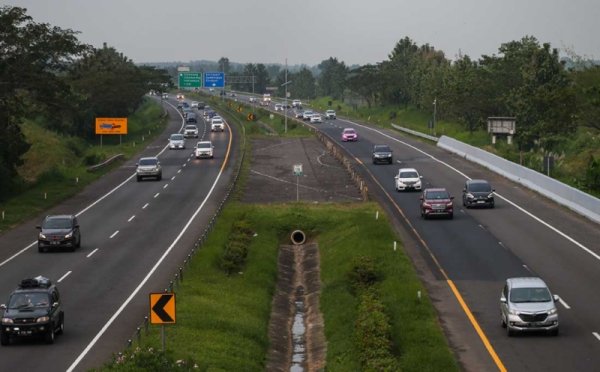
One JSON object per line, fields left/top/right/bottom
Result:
{"left": 242, "top": 137, "right": 363, "bottom": 203}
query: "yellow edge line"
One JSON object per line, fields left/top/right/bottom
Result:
{"left": 447, "top": 280, "right": 507, "bottom": 372}
{"left": 353, "top": 154, "right": 507, "bottom": 372}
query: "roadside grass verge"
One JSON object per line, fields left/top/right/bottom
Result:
{"left": 99, "top": 203, "right": 458, "bottom": 371}
{"left": 0, "top": 99, "right": 167, "bottom": 233}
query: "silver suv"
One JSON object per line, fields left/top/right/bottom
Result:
{"left": 500, "top": 277, "right": 559, "bottom": 336}
{"left": 136, "top": 157, "right": 162, "bottom": 181}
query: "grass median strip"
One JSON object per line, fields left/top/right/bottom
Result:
{"left": 100, "top": 203, "right": 458, "bottom": 371}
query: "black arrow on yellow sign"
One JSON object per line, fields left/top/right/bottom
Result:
{"left": 150, "top": 293, "right": 176, "bottom": 324}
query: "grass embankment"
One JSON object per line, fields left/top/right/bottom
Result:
{"left": 310, "top": 96, "right": 600, "bottom": 197}
{"left": 99, "top": 203, "right": 458, "bottom": 371}
{"left": 0, "top": 99, "right": 167, "bottom": 233}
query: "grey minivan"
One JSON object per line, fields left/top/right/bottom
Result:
{"left": 500, "top": 277, "right": 559, "bottom": 336}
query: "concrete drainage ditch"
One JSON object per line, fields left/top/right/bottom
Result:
{"left": 266, "top": 231, "right": 326, "bottom": 372}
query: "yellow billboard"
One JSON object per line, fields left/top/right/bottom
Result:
{"left": 95, "top": 118, "right": 128, "bottom": 135}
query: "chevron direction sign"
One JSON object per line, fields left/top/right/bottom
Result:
{"left": 150, "top": 293, "right": 176, "bottom": 324}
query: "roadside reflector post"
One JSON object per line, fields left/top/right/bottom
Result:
{"left": 394, "top": 241, "right": 397, "bottom": 251}
{"left": 376, "top": 211, "right": 379, "bottom": 220}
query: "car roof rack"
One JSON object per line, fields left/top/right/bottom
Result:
{"left": 19, "top": 276, "right": 52, "bottom": 289}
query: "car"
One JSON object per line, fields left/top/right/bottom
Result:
{"left": 274, "top": 103, "right": 283, "bottom": 111}
{"left": 372, "top": 144, "right": 393, "bottom": 164}
{"left": 310, "top": 114, "right": 323, "bottom": 123}
{"left": 462, "top": 179, "right": 495, "bottom": 208}
{"left": 211, "top": 117, "right": 225, "bottom": 132}
{"left": 0, "top": 276, "right": 64, "bottom": 345}
{"left": 195, "top": 141, "right": 214, "bottom": 159}
{"left": 341, "top": 128, "right": 358, "bottom": 141}
{"left": 191, "top": 101, "right": 199, "bottom": 108}
{"left": 419, "top": 188, "right": 454, "bottom": 219}
{"left": 249, "top": 97, "right": 257, "bottom": 103}
{"left": 196, "top": 101, "right": 206, "bottom": 109}
{"left": 325, "top": 110, "right": 336, "bottom": 119}
{"left": 204, "top": 110, "right": 216, "bottom": 120}
{"left": 176, "top": 93, "right": 184, "bottom": 100}
{"left": 294, "top": 111, "right": 304, "bottom": 119}
{"left": 36, "top": 215, "right": 81, "bottom": 252}
{"left": 186, "top": 112, "right": 198, "bottom": 123}
{"left": 176, "top": 101, "right": 184, "bottom": 109}
{"left": 230, "top": 92, "right": 236, "bottom": 97}
{"left": 302, "top": 110, "right": 314, "bottom": 121}
{"left": 168, "top": 133, "right": 185, "bottom": 149}
{"left": 183, "top": 124, "right": 198, "bottom": 138}
{"left": 292, "top": 99, "right": 302, "bottom": 107}
{"left": 395, "top": 168, "right": 422, "bottom": 191}
{"left": 136, "top": 156, "right": 162, "bottom": 182}
{"left": 500, "top": 277, "right": 559, "bottom": 336}
{"left": 162, "top": 93, "right": 168, "bottom": 99}
{"left": 182, "top": 101, "right": 189, "bottom": 108}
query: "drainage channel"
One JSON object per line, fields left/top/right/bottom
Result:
{"left": 291, "top": 286, "right": 306, "bottom": 372}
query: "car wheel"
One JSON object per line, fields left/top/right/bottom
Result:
{"left": 157, "top": 174, "right": 162, "bottom": 181}
{"left": 0, "top": 332, "right": 9, "bottom": 346}
{"left": 501, "top": 314, "right": 507, "bottom": 328}
{"left": 136, "top": 176, "right": 141, "bottom": 182}
{"left": 448, "top": 213, "right": 454, "bottom": 220}
{"left": 549, "top": 328, "right": 559, "bottom": 336}
{"left": 57, "top": 315, "right": 64, "bottom": 335}
{"left": 76, "top": 235, "right": 81, "bottom": 248}
{"left": 490, "top": 203, "right": 495, "bottom": 209}
{"left": 507, "top": 326, "right": 515, "bottom": 337}
{"left": 45, "top": 328, "right": 55, "bottom": 344}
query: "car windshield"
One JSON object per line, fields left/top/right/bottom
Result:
{"left": 400, "top": 171, "right": 418, "bottom": 178}
{"left": 212, "top": 119, "right": 222, "bottom": 123}
{"left": 375, "top": 146, "right": 390, "bottom": 152}
{"left": 197, "top": 143, "right": 211, "bottom": 149}
{"left": 469, "top": 182, "right": 492, "bottom": 192}
{"left": 139, "top": 158, "right": 158, "bottom": 166}
{"left": 425, "top": 190, "right": 449, "bottom": 199}
{"left": 170, "top": 134, "right": 184, "bottom": 140}
{"left": 510, "top": 287, "right": 552, "bottom": 303}
{"left": 8, "top": 293, "right": 50, "bottom": 309}
{"left": 343, "top": 129, "right": 355, "bottom": 134}
{"left": 43, "top": 218, "right": 71, "bottom": 229}
{"left": 185, "top": 126, "right": 196, "bottom": 130}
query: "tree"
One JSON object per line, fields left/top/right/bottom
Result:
{"left": 254, "top": 64, "right": 270, "bottom": 93}
{"left": 290, "top": 67, "right": 316, "bottom": 100}
{"left": 572, "top": 66, "right": 600, "bottom": 130}
{"left": 318, "top": 57, "right": 348, "bottom": 100}
{"left": 218, "top": 57, "right": 230, "bottom": 75}
{"left": 347, "top": 64, "right": 380, "bottom": 108}
{"left": 0, "top": 6, "right": 88, "bottom": 198}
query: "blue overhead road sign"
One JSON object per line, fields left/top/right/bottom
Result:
{"left": 204, "top": 72, "right": 225, "bottom": 88}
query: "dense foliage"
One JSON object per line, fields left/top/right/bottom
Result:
{"left": 0, "top": 6, "right": 170, "bottom": 200}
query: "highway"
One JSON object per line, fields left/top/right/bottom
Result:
{"left": 234, "top": 91, "right": 600, "bottom": 371}
{"left": 0, "top": 98, "right": 238, "bottom": 371}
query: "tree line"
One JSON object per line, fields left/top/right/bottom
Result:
{"left": 0, "top": 6, "right": 171, "bottom": 199}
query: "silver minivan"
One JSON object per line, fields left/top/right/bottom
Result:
{"left": 500, "top": 277, "right": 559, "bottom": 336}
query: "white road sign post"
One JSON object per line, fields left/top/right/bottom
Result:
{"left": 293, "top": 164, "right": 303, "bottom": 201}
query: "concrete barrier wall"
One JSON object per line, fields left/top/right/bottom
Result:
{"left": 437, "top": 136, "right": 600, "bottom": 224}
{"left": 391, "top": 123, "right": 439, "bottom": 142}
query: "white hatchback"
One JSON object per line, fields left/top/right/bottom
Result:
{"left": 394, "top": 168, "right": 423, "bottom": 191}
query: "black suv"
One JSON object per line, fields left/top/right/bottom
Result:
{"left": 372, "top": 144, "right": 393, "bottom": 164}
{"left": 1, "top": 276, "right": 64, "bottom": 345}
{"left": 462, "top": 179, "right": 495, "bottom": 208}
{"left": 37, "top": 215, "right": 81, "bottom": 252}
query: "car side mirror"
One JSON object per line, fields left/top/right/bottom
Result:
{"left": 419, "top": 197, "right": 424, "bottom": 201}
{"left": 75, "top": 224, "right": 80, "bottom": 229}
{"left": 52, "top": 302, "right": 59, "bottom": 308}
{"left": 500, "top": 296, "right": 507, "bottom": 303}
{"left": 394, "top": 175, "right": 399, "bottom": 179}
{"left": 419, "top": 176, "right": 423, "bottom": 179}
{"left": 463, "top": 188, "right": 466, "bottom": 192}
{"left": 450, "top": 196, "right": 455, "bottom": 200}
{"left": 492, "top": 189, "right": 496, "bottom": 192}
{"left": 36, "top": 225, "right": 41, "bottom": 230}
{"left": 553, "top": 294, "right": 559, "bottom": 303}
{"left": 1, "top": 304, "right": 6, "bottom": 310}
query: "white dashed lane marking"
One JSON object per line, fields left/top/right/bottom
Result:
{"left": 128, "top": 215, "right": 135, "bottom": 222}
{"left": 154, "top": 193, "right": 160, "bottom": 198}
{"left": 142, "top": 203, "right": 149, "bottom": 209}
{"left": 86, "top": 248, "right": 99, "bottom": 258}
{"left": 57, "top": 271, "right": 72, "bottom": 283}
{"left": 109, "top": 231, "right": 119, "bottom": 239}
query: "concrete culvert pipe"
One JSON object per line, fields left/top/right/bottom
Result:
{"left": 290, "top": 230, "right": 306, "bottom": 245}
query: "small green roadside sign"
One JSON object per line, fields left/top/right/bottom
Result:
{"left": 178, "top": 72, "right": 202, "bottom": 88}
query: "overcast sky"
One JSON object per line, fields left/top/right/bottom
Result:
{"left": 7, "top": 0, "right": 600, "bottom": 66}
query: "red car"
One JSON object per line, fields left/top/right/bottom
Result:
{"left": 341, "top": 128, "right": 358, "bottom": 142}
{"left": 420, "top": 188, "right": 454, "bottom": 219}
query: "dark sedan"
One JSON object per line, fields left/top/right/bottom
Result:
{"left": 462, "top": 179, "right": 495, "bottom": 208}
{"left": 372, "top": 144, "right": 393, "bottom": 164}
{"left": 37, "top": 215, "right": 81, "bottom": 252}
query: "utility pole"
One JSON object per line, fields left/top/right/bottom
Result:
{"left": 284, "top": 58, "right": 288, "bottom": 133}
{"left": 433, "top": 97, "right": 437, "bottom": 136}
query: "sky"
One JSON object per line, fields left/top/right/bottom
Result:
{"left": 5, "top": 0, "right": 600, "bottom": 66}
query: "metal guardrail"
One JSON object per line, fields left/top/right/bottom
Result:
{"left": 391, "top": 123, "right": 439, "bottom": 142}
{"left": 87, "top": 154, "right": 124, "bottom": 172}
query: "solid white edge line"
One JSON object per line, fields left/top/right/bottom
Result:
{"left": 57, "top": 271, "right": 72, "bottom": 283}
{"left": 593, "top": 332, "right": 600, "bottom": 341}
{"left": 153, "top": 193, "right": 160, "bottom": 198}
{"left": 142, "top": 203, "right": 149, "bottom": 209}
{"left": 86, "top": 248, "right": 99, "bottom": 258}
{"left": 339, "top": 117, "right": 598, "bottom": 262}
{"left": 171, "top": 176, "right": 176, "bottom": 180}
{"left": 558, "top": 297, "right": 571, "bottom": 309}
{"left": 163, "top": 184, "right": 168, "bottom": 189}
{"left": 66, "top": 142, "right": 226, "bottom": 372}
{"left": 109, "top": 231, "right": 119, "bottom": 239}
{"left": 3, "top": 99, "right": 182, "bottom": 269}
{"left": 128, "top": 215, "right": 135, "bottom": 222}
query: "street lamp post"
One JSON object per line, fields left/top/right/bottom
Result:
{"left": 433, "top": 97, "right": 437, "bottom": 136}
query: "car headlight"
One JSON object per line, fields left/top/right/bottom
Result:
{"left": 466, "top": 193, "right": 474, "bottom": 199}
{"left": 507, "top": 308, "right": 518, "bottom": 315}
{"left": 446, "top": 201, "right": 453, "bottom": 207}
{"left": 65, "top": 231, "right": 73, "bottom": 239}
{"left": 487, "top": 193, "right": 494, "bottom": 198}
{"left": 548, "top": 307, "right": 557, "bottom": 315}
{"left": 415, "top": 180, "right": 422, "bottom": 186}
{"left": 36, "top": 316, "right": 50, "bottom": 323}
{"left": 2, "top": 318, "right": 13, "bottom": 324}
{"left": 39, "top": 233, "right": 46, "bottom": 239}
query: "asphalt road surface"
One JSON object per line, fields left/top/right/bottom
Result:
{"left": 0, "top": 98, "right": 239, "bottom": 371}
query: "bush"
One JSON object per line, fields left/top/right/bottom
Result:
{"left": 219, "top": 219, "right": 254, "bottom": 275}
{"left": 84, "top": 152, "right": 106, "bottom": 166}
{"left": 97, "top": 347, "right": 197, "bottom": 371}
{"left": 348, "top": 256, "right": 380, "bottom": 290}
